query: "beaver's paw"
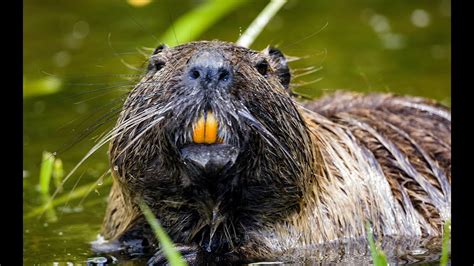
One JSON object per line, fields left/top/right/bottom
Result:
{"left": 147, "top": 244, "right": 207, "bottom": 266}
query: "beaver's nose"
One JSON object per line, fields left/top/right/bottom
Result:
{"left": 186, "top": 50, "right": 233, "bottom": 88}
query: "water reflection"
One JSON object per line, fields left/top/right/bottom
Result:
{"left": 274, "top": 236, "right": 442, "bottom": 265}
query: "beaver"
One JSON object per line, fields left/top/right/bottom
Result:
{"left": 93, "top": 40, "right": 451, "bottom": 264}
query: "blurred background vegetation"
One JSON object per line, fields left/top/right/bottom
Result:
{"left": 23, "top": 0, "right": 450, "bottom": 264}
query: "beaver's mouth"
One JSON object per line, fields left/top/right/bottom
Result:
{"left": 179, "top": 110, "right": 240, "bottom": 175}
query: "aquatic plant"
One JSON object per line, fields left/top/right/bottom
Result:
{"left": 139, "top": 200, "right": 187, "bottom": 266}
{"left": 160, "top": 0, "right": 248, "bottom": 47}
{"left": 366, "top": 221, "right": 388, "bottom": 266}
{"left": 37, "top": 151, "right": 60, "bottom": 222}
{"left": 440, "top": 219, "right": 451, "bottom": 266}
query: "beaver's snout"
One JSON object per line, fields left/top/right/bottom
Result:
{"left": 177, "top": 50, "right": 240, "bottom": 177}
{"left": 185, "top": 49, "right": 233, "bottom": 90}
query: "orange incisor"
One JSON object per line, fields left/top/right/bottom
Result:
{"left": 193, "top": 111, "right": 222, "bottom": 144}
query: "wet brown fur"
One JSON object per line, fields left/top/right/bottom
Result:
{"left": 98, "top": 41, "right": 450, "bottom": 263}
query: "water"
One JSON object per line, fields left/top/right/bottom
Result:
{"left": 23, "top": 0, "right": 450, "bottom": 264}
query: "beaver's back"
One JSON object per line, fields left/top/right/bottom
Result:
{"left": 304, "top": 91, "right": 450, "bottom": 233}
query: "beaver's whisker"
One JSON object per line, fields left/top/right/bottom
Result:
{"left": 73, "top": 90, "right": 129, "bottom": 105}
{"left": 111, "top": 102, "right": 174, "bottom": 141}
{"left": 55, "top": 106, "right": 124, "bottom": 155}
{"left": 77, "top": 169, "right": 112, "bottom": 207}
{"left": 72, "top": 84, "right": 136, "bottom": 97}
{"left": 292, "top": 66, "right": 323, "bottom": 79}
{"left": 67, "top": 80, "right": 140, "bottom": 87}
{"left": 291, "top": 66, "right": 320, "bottom": 73}
{"left": 49, "top": 135, "right": 114, "bottom": 206}
{"left": 120, "top": 58, "right": 147, "bottom": 72}
{"left": 136, "top": 47, "right": 152, "bottom": 58}
{"left": 40, "top": 71, "right": 145, "bottom": 80}
{"left": 50, "top": 105, "right": 164, "bottom": 203}
{"left": 114, "top": 116, "right": 165, "bottom": 158}
{"left": 56, "top": 169, "right": 87, "bottom": 220}
{"left": 291, "top": 77, "right": 324, "bottom": 88}
{"left": 114, "top": 106, "right": 163, "bottom": 131}
{"left": 237, "top": 108, "right": 294, "bottom": 164}
{"left": 39, "top": 169, "right": 88, "bottom": 221}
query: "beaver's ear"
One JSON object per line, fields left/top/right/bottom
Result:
{"left": 263, "top": 47, "right": 291, "bottom": 90}
{"left": 148, "top": 44, "right": 168, "bottom": 72}
{"left": 151, "top": 43, "right": 168, "bottom": 55}
{"left": 152, "top": 44, "right": 168, "bottom": 55}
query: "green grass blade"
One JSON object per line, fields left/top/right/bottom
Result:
{"left": 366, "top": 222, "right": 388, "bottom": 266}
{"left": 37, "top": 151, "right": 60, "bottom": 222}
{"left": 160, "top": 0, "right": 248, "bottom": 47}
{"left": 39, "top": 193, "right": 58, "bottom": 223}
{"left": 39, "top": 151, "right": 55, "bottom": 195}
{"left": 236, "top": 0, "right": 287, "bottom": 48}
{"left": 25, "top": 176, "right": 112, "bottom": 219}
{"left": 52, "top": 158, "right": 64, "bottom": 192}
{"left": 440, "top": 219, "right": 451, "bottom": 266}
{"left": 139, "top": 201, "right": 187, "bottom": 266}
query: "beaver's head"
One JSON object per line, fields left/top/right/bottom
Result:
{"left": 109, "top": 41, "right": 314, "bottom": 253}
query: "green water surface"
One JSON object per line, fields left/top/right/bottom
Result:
{"left": 23, "top": 0, "right": 450, "bottom": 264}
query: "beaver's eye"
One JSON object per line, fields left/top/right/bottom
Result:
{"left": 255, "top": 59, "right": 269, "bottom": 76}
{"left": 147, "top": 58, "right": 166, "bottom": 72}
